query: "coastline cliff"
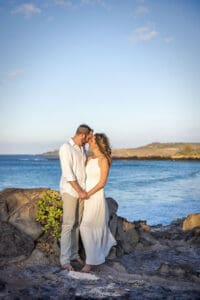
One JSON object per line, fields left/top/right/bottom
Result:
{"left": 43, "top": 142, "right": 200, "bottom": 160}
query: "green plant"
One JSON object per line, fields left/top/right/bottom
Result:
{"left": 36, "top": 190, "right": 63, "bottom": 240}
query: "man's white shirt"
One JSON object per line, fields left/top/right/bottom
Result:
{"left": 59, "top": 138, "right": 86, "bottom": 197}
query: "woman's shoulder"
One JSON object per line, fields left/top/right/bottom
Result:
{"left": 98, "top": 155, "right": 106, "bottom": 161}
{"left": 97, "top": 155, "right": 109, "bottom": 167}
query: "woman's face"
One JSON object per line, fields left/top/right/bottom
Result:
{"left": 88, "top": 135, "right": 97, "bottom": 150}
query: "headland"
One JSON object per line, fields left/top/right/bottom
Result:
{"left": 44, "top": 142, "right": 200, "bottom": 160}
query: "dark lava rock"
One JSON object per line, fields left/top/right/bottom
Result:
{"left": 0, "top": 221, "right": 34, "bottom": 264}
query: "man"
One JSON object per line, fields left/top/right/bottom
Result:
{"left": 59, "top": 124, "right": 93, "bottom": 270}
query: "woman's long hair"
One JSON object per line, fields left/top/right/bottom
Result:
{"left": 95, "top": 133, "right": 112, "bottom": 166}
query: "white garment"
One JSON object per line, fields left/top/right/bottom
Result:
{"left": 80, "top": 158, "right": 116, "bottom": 265}
{"left": 59, "top": 138, "right": 86, "bottom": 197}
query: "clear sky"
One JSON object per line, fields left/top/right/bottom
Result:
{"left": 0, "top": 0, "right": 200, "bottom": 154}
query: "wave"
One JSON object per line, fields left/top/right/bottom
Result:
{"left": 18, "top": 157, "right": 45, "bottom": 161}
{"left": 19, "top": 158, "right": 30, "bottom": 161}
{"left": 33, "top": 158, "right": 44, "bottom": 161}
{"left": 135, "top": 170, "right": 200, "bottom": 187}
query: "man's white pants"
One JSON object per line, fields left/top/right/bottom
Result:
{"left": 60, "top": 193, "right": 84, "bottom": 266}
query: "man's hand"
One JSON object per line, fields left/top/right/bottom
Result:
{"left": 68, "top": 181, "right": 89, "bottom": 199}
{"left": 78, "top": 191, "right": 88, "bottom": 199}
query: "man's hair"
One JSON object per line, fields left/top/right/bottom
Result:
{"left": 76, "top": 124, "right": 93, "bottom": 135}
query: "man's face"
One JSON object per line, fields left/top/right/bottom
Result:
{"left": 79, "top": 131, "right": 93, "bottom": 146}
{"left": 83, "top": 131, "right": 93, "bottom": 145}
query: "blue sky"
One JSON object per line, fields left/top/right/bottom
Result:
{"left": 0, "top": 0, "right": 200, "bottom": 154}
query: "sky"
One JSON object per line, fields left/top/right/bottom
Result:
{"left": 0, "top": 0, "right": 200, "bottom": 154}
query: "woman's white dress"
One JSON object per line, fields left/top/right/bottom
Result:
{"left": 80, "top": 158, "right": 116, "bottom": 265}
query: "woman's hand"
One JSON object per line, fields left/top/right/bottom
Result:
{"left": 78, "top": 190, "right": 88, "bottom": 199}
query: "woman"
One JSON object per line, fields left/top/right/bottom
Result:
{"left": 80, "top": 133, "right": 117, "bottom": 272}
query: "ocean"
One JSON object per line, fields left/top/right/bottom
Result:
{"left": 0, "top": 155, "right": 200, "bottom": 225}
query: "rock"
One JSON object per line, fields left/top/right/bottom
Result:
{"left": 1, "top": 188, "right": 44, "bottom": 213}
{"left": 1, "top": 188, "right": 200, "bottom": 299}
{"left": 109, "top": 214, "right": 118, "bottom": 238}
{"left": 184, "top": 227, "right": 200, "bottom": 245}
{"left": 20, "top": 249, "right": 49, "bottom": 267}
{"left": 182, "top": 213, "right": 200, "bottom": 231}
{"left": 0, "top": 193, "right": 8, "bottom": 221}
{"left": 158, "top": 262, "right": 200, "bottom": 280}
{"left": 0, "top": 279, "right": 6, "bottom": 292}
{"left": 135, "top": 220, "right": 151, "bottom": 232}
{"left": 68, "top": 270, "right": 100, "bottom": 281}
{"left": 106, "top": 197, "right": 118, "bottom": 216}
{"left": 0, "top": 188, "right": 47, "bottom": 240}
{"left": 138, "top": 230, "right": 160, "bottom": 247}
{"left": 76, "top": 282, "right": 130, "bottom": 299}
{"left": 9, "top": 206, "right": 43, "bottom": 240}
{"left": 0, "top": 221, "right": 34, "bottom": 266}
{"left": 116, "top": 217, "right": 139, "bottom": 253}
{"left": 106, "top": 197, "right": 119, "bottom": 238}
{"left": 36, "top": 234, "right": 60, "bottom": 265}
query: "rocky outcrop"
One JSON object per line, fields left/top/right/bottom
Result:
{"left": 0, "top": 188, "right": 148, "bottom": 299}
{"left": 0, "top": 189, "right": 148, "bottom": 265}
{"left": 182, "top": 213, "right": 200, "bottom": 231}
{"left": 0, "top": 188, "right": 200, "bottom": 299}
{"left": 0, "top": 188, "right": 47, "bottom": 240}
{"left": 0, "top": 221, "right": 34, "bottom": 266}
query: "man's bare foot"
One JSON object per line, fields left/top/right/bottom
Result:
{"left": 61, "top": 263, "right": 74, "bottom": 271}
{"left": 81, "top": 264, "right": 92, "bottom": 273}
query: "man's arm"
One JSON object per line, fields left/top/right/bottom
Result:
{"left": 59, "top": 144, "right": 87, "bottom": 199}
{"left": 68, "top": 181, "right": 88, "bottom": 199}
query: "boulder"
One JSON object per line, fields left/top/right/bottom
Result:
{"left": 36, "top": 234, "right": 60, "bottom": 265}
{"left": 0, "top": 221, "right": 34, "bottom": 265}
{"left": 182, "top": 213, "right": 200, "bottom": 231}
{"left": 106, "top": 197, "right": 118, "bottom": 237}
{"left": 20, "top": 249, "right": 50, "bottom": 267}
{"left": 116, "top": 217, "right": 139, "bottom": 253}
{"left": 9, "top": 202, "right": 43, "bottom": 240}
{"left": 106, "top": 197, "right": 118, "bottom": 217}
{"left": 0, "top": 188, "right": 48, "bottom": 240}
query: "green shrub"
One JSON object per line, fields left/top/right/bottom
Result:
{"left": 36, "top": 190, "right": 63, "bottom": 240}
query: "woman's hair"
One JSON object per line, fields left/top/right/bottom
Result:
{"left": 95, "top": 133, "right": 112, "bottom": 166}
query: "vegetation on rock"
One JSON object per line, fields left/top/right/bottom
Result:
{"left": 36, "top": 190, "right": 63, "bottom": 240}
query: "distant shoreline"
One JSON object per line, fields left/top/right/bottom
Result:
{"left": 112, "top": 156, "right": 200, "bottom": 161}
{"left": 45, "top": 156, "right": 200, "bottom": 161}
{"left": 43, "top": 142, "right": 200, "bottom": 161}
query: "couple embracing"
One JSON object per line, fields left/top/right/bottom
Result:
{"left": 59, "top": 124, "right": 116, "bottom": 272}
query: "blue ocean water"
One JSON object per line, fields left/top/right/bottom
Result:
{"left": 0, "top": 155, "right": 200, "bottom": 225}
